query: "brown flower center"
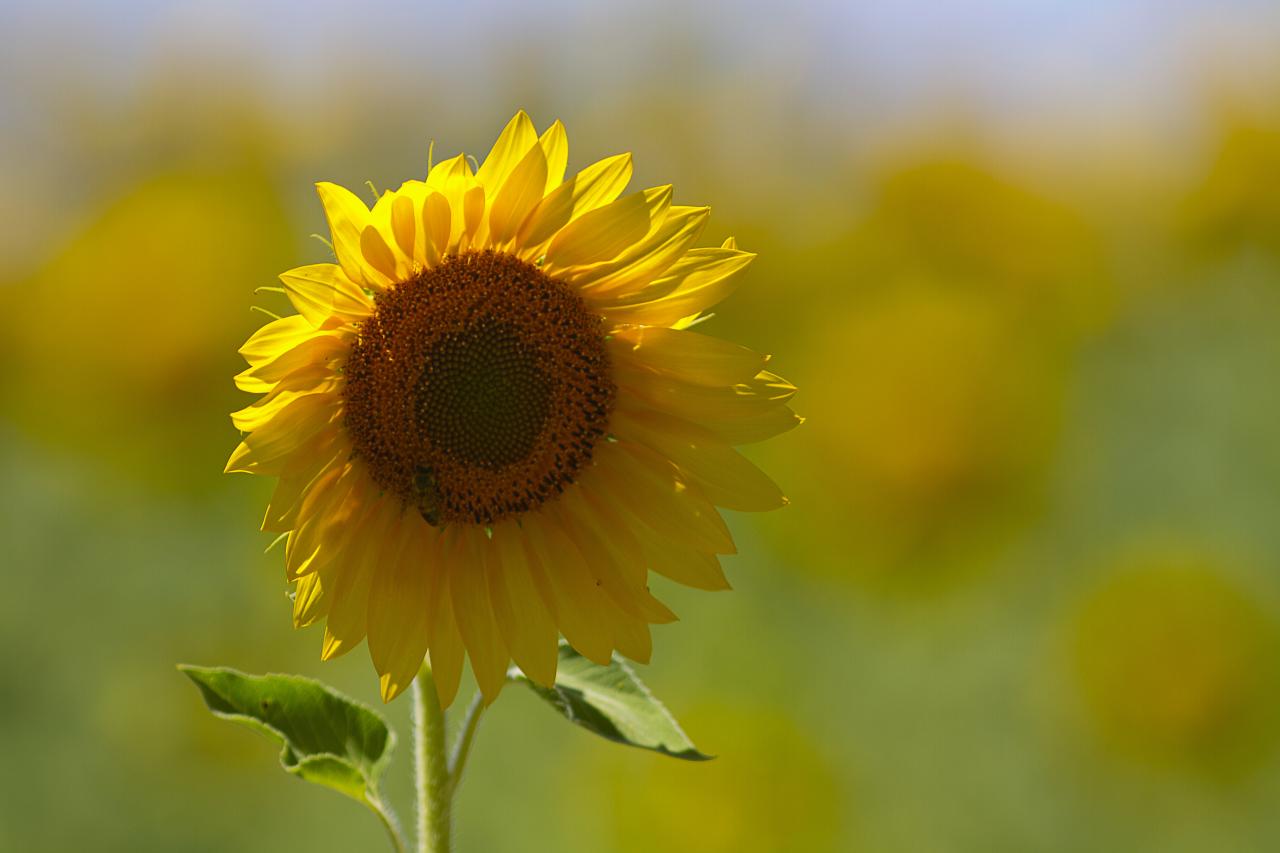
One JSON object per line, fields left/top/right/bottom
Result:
{"left": 343, "top": 250, "right": 615, "bottom": 526}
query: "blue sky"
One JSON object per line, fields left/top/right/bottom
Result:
{"left": 3, "top": 0, "right": 1277, "bottom": 124}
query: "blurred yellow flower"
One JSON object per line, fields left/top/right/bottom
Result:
{"left": 586, "top": 704, "right": 843, "bottom": 852}
{"left": 3, "top": 166, "right": 291, "bottom": 489}
{"left": 851, "top": 158, "right": 1113, "bottom": 339}
{"left": 751, "top": 155, "right": 1113, "bottom": 587}
{"left": 1180, "top": 107, "right": 1280, "bottom": 262}
{"left": 818, "top": 282, "right": 1059, "bottom": 513}
{"left": 226, "top": 112, "right": 797, "bottom": 705}
{"left": 1070, "top": 547, "right": 1280, "bottom": 773}
{"left": 776, "top": 278, "right": 1064, "bottom": 585}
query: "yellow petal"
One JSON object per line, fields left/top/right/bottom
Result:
{"left": 591, "top": 246, "right": 755, "bottom": 326}
{"left": 390, "top": 193, "right": 417, "bottom": 259}
{"left": 609, "top": 327, "right": 767, "bottom": 387}
{"left": 224, "top": 397, "right": 338, "bottom": 475}
{"left": 614, "top": 362, "right": 792, "bottom": 433}
{"left": 591, "top": 440, "right": 736, "bottom": 554}
{"left": 422, "top": 191, "right": 451, "bottom": 257}
{"left": 233, "top": 359, "right": 333, "bottom": 400}
{"left": 425, "top": 154, "right": 477, "bottom": 252}
{"left": 611, "top": 406, "right": 786, "bottom": 512}
{"left": 573, "top": 205, "right": 709, "bottom": 293}
{"left": 231, "top": 382, "right": 335, "bottom": 433}
{"left": 702, "top": 403, "right": 802, "bottom": 446}
{"left": 615, "top": 368, "right": 800, "bottom": 446}
{"left": 288, "top": 473, "right": 368, "bottom": 614}
{"left": 487, "top": 141, "right": 548, "bottom": 247}
{"left": 261, "top": 438, "right": 346, "bottom": 533}
{"left": 578, "top": 489, "right": 686, "bottom": 622}
{"left": 544, "top": 186, "right": 670, "bottom": 269}
{"left": 231, "top": 422, "right": 335, "bottom": 484}
{"left": 286, "top": 465, "right": 369, "bottom": 582}
{"left": 557, "top": 486, "right": 677, "bottom": 625}
{"left": 475, "top": 110, "right": 538, "bottom": 196}
{"left": 631, "top": 521, "right": 731, "bottom": 591}
{"left": 427, "top": 151, "right": 473, "bottom": 188}
{"left": 315, "top": 182, "right": 373, "bottom": 286}
{"left": 234, "top": 333, "right": 346, "bottom": 391}
{"left": 279, "top": 264, "right": 373, "bottom": 327}
{"left": 610, "top": 610, "right": 653, "bottom": 664}
{"left": 359, "top": 225, "right": 398, "bottom": 284}
{"left": 239, "top": 314, "right": 315, "bottom": 366}
{"left": 321, "top": 493, "right": 398, "bottom": 660}
{"left": 463, "top": 186, "right": 486, "bottom": 248}
{"left": 232, "top": 372, "right": 270, "bottom": 395}
{"left": 449, "top": 530, "right": 510, "bottom": 704}
{"left": 367, "top": 515, "right": 436, "bottom": 702}
{"left": 293, "top": 570, "right": 331, "bottom": 628}
{"left": 368, "top": 190, "right": 417, "bottom": 280}
{"left": 283, "top": 463, "right": 355, "bottom": 579}
{"left": 486, "top": 521, "right": 559, "bottom": 687}
{"left": 539, "top": 120, "right": 568, "bottom": 193}
{"left": 553, "top": 498, "right": 643, "bottom": 613}
{"left": 523, "top": 513, "right": 615, "bottom": 665}
{"left": 427, "top": 563, "right": 465, "bottom": 709}
{"left": 517, "top": 153, "right": 633, "bottom": 252}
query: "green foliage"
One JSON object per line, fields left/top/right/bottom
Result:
{"left": 514, "top": 645, "right": 711, "bottom": 761}
{"left": 179, "top": 665, "right": 401, "bottom": 839}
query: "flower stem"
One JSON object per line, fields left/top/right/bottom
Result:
{"left": 448, "top": 691, "right": 486, "bottom": 791}
{"left": 369, "top": 794, "right": 407, "bottom": 853}
{"left": 413, "top": 664, "right": 452, "bottom": 853}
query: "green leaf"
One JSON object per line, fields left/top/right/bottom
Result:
{"left": 179, "top": 665, "right": 394, "bottom": 806}
{"left": 512, "top": 644, "right": 712, "bottom": 760}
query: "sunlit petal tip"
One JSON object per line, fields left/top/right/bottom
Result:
{"left": 477, "top": 111, "right": 539, "bottom": 192}
{"left": 538, "top": 120, "right": 569, "bottom": 188}
{"left": 379, "top": 671, "right": 419, "bottom": 704}
{"left": 543, "top": 118, "right": 565, "bottom": 137}
{"left": 224, "top": 443, "right": 250, "bottom": 474}
{"left": 320, "top": 628, "right": 354, "bottom": 661}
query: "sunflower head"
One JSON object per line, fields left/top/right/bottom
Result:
{"left": 342, "top": 248, "right": 615, "bottom": 526}
{"left": 227, "top": 112, "right": 798, "bottom": 706}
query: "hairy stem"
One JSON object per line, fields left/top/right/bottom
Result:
{"left": 448, "top": 691, "right": 486, "bottom": 794}
{"left": 413, "top": 664, "right": 452, "bottom": 853}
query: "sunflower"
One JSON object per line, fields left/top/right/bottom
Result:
{"left": 227, "top": 112, "right": 798, "bottom": 706}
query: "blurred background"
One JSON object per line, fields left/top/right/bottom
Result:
{"left": 3, "top": 1, "right": 1280, "bottom": 850}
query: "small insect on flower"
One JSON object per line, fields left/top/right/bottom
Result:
{"left": 413, "top": 465, "right": 443, "bottom": 527}
{"left": 226, "top": 112, "right": 799, "bottom": 707}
